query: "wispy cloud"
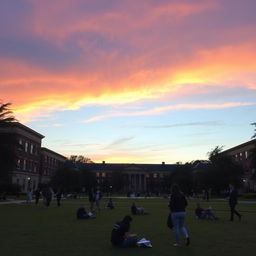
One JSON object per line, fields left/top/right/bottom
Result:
{"left": 104, "top": 136, "right": 135, "bottom": 149}
{"left": 142, "top": 121, "right": 224, "bottom": 129}
{"left": 83, "top": 102, "right": 255, "bottom": 123}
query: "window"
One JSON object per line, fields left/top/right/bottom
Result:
{"left": 245, "top": 151, "right": 248, "bottom": 159}
{"left": 96, "top": 172, "right": 100, "bottom": 177}
{"left": 30, "top": 144, "right": 34, "bottom": 154}
{"left": 25, "top": 142, "right": 28, "bottom": 152}
{"left": 17, "top": 159, "right": 21, "bottom": 169}
{"left": 34, "top": 163, "right": 37, "bottom": 173}
{"left": 153, "top": 173, "right": 158, "bottom": 178}
{"left": 23, "top": 160, "right": 26, "bottom": 170}
{"left": 102, "top": 172, "right": 106, "bottom": 177}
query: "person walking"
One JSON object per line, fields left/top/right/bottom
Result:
{"left": 56, "top": 189, "right": 62, "bottom": 207}
{"left": 228, "top": 184, "right": 242, "bottom": 221}
{"left": 88, "top": 187, "right": 96, "bottom": 212}
{"left": 26, "top": 188, "right": 33, "bottom": 203}
{"left": 34, "top": 188, "right": 41, "bottom": 205}
{"left": 168, "top": 184, "right": 190, "bottom": 247}
{"left": 95, "top": 187, "right": 102, "bottom": 213}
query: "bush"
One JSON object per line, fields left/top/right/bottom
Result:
{"left": 240, "top": 193, "right": 256, "bottom": 199}
{"left": 0, "top": 183, "right": 21, "bottom": 194}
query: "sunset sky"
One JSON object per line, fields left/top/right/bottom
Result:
{"left": 1, "top": 0, "right": 256, "bottom": 163}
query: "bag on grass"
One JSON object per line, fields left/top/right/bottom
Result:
{"left": 137, "top": 238, "right": 152, "bottom": 248}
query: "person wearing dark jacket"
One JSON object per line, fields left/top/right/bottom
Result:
{"left": 111, "top": 215, "right": 138, "bottom": 248}
{"left": 169, "top": 184, "right": 190, "bottom": 247}
{"left": 228, "top": 184, "right": 242, "bottom": 221}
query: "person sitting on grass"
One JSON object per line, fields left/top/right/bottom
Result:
{"left": 131, "top": 202, "right": 148, "bottom": 215}
{"left": 106, "top": 198, "right": 115, "bottom": 209}
{"left": 76, "top": 205, "right": 96, "bottom": 219}
{"left": 195, "top": 203, "right": 219, "bottom": 220}
{"left": 111, "top": 215, "right": 138, "bottom": 248}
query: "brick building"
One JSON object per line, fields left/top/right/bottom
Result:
{"left": 221, "top": 139, "right": 256, "bottom": 191}
{"left": 0, "top": 122, "right": 66, "bottom": 192}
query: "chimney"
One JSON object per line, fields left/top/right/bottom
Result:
{"left": 102, "top": 161, "right": 105, "bottom": 164}
{"left": 162, "top": 162, "right": 165, "bottom": 165}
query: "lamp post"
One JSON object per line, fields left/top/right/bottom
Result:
{"left": 27, "top": 177, "right": 31, "bottom": 190}
{"left": 109, "top": 185, "right": 112, "bottom": 197}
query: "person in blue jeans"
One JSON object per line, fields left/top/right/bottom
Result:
{"left": 169, "top": 184, "right": 190, "bottom": 247}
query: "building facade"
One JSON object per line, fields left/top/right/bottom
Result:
{"left": 40, "top": 147, "right": 67, "bottom": 184}
{"left": 221, "top": 139, "right": 256, "bottom": 191}
{"left": 74, "top": 161, "right": 179, "bottom": 193}
{"left": 0, "top": 122, "right": 66, "bottom": 192}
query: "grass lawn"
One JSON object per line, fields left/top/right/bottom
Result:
{"left": 0, "top": 197, "right": 255, "bottom": 256}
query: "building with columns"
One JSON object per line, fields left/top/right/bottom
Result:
{"left": 73, "top": 161, "right": 180, "bottom": 193}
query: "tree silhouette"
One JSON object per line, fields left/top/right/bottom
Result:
{"left": 0, "top": 102, "right": 18, "bottom": 184}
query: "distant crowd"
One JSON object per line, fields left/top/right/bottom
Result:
{"left": 2, "top": 183, "right": 242, "bottom": 249}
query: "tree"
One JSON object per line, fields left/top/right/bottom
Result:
{"left": 251, "top": 122, "right": 256, "bottom": 139}
{"left": 69, "top": 155, "right": 93, "bottom": 163}
{"left": 167, "top": 164, "right": 193, "bottom": 195}
{"left": 0, "top": 102, "right": 17, "bottom": 184}
{"left": 207, "top": 146, "right": 243, "bottom": 194}
{"left": 110, "top": 170, "right": 125, "bottom": 193}
{"left": 0, "top": 102, "right": 16, "bottom": 125}
{"left": 50, "top": 165, "right": 81, "bottom": 192}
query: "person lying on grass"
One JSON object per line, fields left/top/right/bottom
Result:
{"left": 76, "top": 205, "right": 96, "bottom": 219}
{"left": 195, "top": 203, "right": 219, "bottom": 220}
{"left": 105, "top": 198, "right": 115, "bottom": 209}
{"left": 131, "top": 202, "right": 149, "bottom": 215}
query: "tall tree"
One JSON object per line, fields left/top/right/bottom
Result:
{"left": 207, "top": 146, "right": 243, "bottom": 193}
{"left": 0, "top": 102, "right": 17, "bottom": 184}
{"left": 0, "top": 102, "right": 16, "bottom": 126}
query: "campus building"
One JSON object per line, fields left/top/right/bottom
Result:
{"left": 71, "top": 161, "right": 179, "bottom": 193}
{"left": 0, "top": 122, "right": 66, "bottom": 192}
{"left": 221, "top": 139, "right": 256, "bottom": 191}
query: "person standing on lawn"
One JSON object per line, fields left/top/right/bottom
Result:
{"left": 228, "top": 183, "right": 242, "bottom": 221}
{"left": 168, "top": 184, "right": 190, "bottom": 247}
{"left": 88, "top": 187, "right": 96, "bottom": 212}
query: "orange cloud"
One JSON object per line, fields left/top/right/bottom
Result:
{"left": 1, "top": 37, "right": 256, "bottom": 123}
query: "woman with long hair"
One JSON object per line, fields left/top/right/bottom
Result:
{"left": 169, "top": 184, "right": 190, "bottom": 247}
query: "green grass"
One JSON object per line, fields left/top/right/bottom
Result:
{"left": 1, "top": 198, "right": 256, "bottom": 256}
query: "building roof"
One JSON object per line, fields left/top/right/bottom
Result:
{"left": 0, "top": 122, "right": 44, "bottom": 139}
{"left": 67, "top": 161, "right": 181, "bottom": 172}
{"left": 221, "top": 139, "right": 256, "bottom": 154}
{"left": 41, "top": 147, "right": 67, "bottom": 160}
